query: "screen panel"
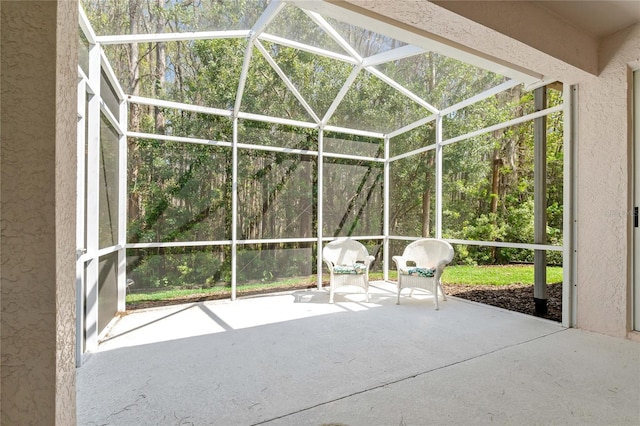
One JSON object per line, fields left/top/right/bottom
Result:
{"left": 237, "top": 150, "right": 315, "bottom": 240}
{"left": 99, "top": 114, "right": 120, "bottom": 249}
{"left": 128, "top": 139, "right": 231, "bottom": 243}
{"left": 322, "top": 159, "right": 383, "bottom": 237}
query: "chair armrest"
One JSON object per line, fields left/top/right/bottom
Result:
{"left": 392, "top": 255, "right": 408, "bottom": 269}
{"left": 365, "top": 255, "right": 375, "bottom": 267}
{"left": 434, "top": 259, "right": 452, "bottom": 276}
{"left": 322, "top": 257, "right": 335, "bottom": 272}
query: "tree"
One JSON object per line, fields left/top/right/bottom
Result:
{"left": 83, "top": 0, "right": 565, "bottom": 287}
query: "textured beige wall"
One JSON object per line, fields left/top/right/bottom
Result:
{"left": 55, "top": 0, "right": 79, "bottom": 421}
{"left": 576, "top": 25, "right": 640, "bottom": 336}
{"left": 341, "top": 0, "right": 640, "bottom": 337}
{"left": 1, "top": 0, "right": 77, "bottom": 423}
{"left": 335, "top": 1, "right": 593, "bottom": 83}
{"left": 430, "top": 1, "right": 599, "bottom": 75}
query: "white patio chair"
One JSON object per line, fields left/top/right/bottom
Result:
{"left": 322, "top": 238, "right": 374, "bottom": 303}
{"left": 392, "top": 239, "right": 454, "bottom": 310}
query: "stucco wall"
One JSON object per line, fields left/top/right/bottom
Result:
{"left": 430, "top": 0, "right": 599, "bottom": 76}
{"left": 336, "top": 0, "right": 593, "bottom": 84}
{"left": 576, "top": 25, "right": 640, "bottom": 336}
{"left": 1, "top": 1, "right": 77, "bottom": 423}
{"left": 340, "top": 0, "right": 640, "bottom": 337}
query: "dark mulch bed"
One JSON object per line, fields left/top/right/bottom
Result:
{"left": 128, "top": 281, "right": 562, "bottom": 323}
{"left": 443, "top": 282, "right": 562, "bottom": 322}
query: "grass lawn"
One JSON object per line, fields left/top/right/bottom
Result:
{"left": 441, "top": 264, "right": 563, "bottom": 286}
{"left": 126, "top": 264, "right": 563, "bottom": 308}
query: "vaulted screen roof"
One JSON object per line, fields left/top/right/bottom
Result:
{"left": 81, "top": 0, "right": 544, "bottom": 135}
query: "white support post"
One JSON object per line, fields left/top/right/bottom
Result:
{"left": 534, "top": 86, "right": 548, "bottom": 316}
{"left": 563, "top": 84, "right": 578, "bottom": 328}
{"left": 384, "top": 136, "right": 390, "bottom": 281}
{"left": 76, "top": 78, "right": 87, "bottom": 366}
{"left": 317, "top": 129, "right": 324, "bottom": 290}
{"left": 435, "top": 115, "right": 443, "bottom": 239}
{"left": 117, "top": 89, "right": 128, "bottom": 313}
{"left": 85, "top": 42, "right": 102, "bottom": 352}
{"left": 634, "top": 71, "right": 640, "bottom": 332}
{"left": 232, "top": 118, "right": 239, "bottom": 300}
{"left": 234, "top": 42, "right": 254, "bottom": 117}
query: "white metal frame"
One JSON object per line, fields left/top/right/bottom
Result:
{"left": 78, "top": 9, "right": 129, "bottom": 363}
{"left": 563, "top": 84, "right": 578, "bottom": 328}
{"left": 634, "top": 70, "right": 640, "bottom": 332}
{"left": 77, "top": 0, "right": 574, "bottom": 362}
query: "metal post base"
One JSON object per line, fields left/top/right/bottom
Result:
{"left": 534, "top": 297, "right": 548, "bottom": 316}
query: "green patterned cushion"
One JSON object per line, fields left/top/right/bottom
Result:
{"left": 333, "top": 263, "right": 367, "bottom": 275}
{"left": 399, "top": 267, "right": 436, "bottom": 278}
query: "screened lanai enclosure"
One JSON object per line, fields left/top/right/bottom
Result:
{"left": 77, "top": 0, "right": 570, "bottom": 361}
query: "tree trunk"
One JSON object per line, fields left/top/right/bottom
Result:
{"left": 128, "top": 0, "right": 141, "bottom": 227}
{"left": 155, "top": 0, "right": 166, "bottom": 133}
{"left": 421, "top": 53, "right": 436, "bottom": 238}
{"left": 422, "top": 153, "right": 434, "bottom": 238}
{"left": 422, "top": 190, "right": 431, "bottom": 238}
{"left": 490, "top": 145, "right": 502, "bottom": 263}
{"left": 491, "top": 147, "right": 501, "bottom": 217}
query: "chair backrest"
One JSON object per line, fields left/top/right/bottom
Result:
{"left": 402, "top": 239, "right": 454, "bottom": 268}
{"left": 323, "top": 238, "right": 369, "bottom": 265}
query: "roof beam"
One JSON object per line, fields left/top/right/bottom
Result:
{"left": 301, "top": 9, "right": 363, "bottom": 63}
{"left": 234, "top": 41, "right": 254, "bottom": 117}
{"left": 250, "top": 0, "right": 286, "bottom": 40}
{"left": 254, "top": 40, "right": 321, "bottom": 124}
{"left": 440, "top": 79, "right": 522, "bottom": 116}
{"left": 442, "top": 104, "right": 563, "bottom": 146}
{"left": 79, "top": 5, "right": 98, "bottom": 44}
{"left": 294, "top": 0, "right": 543, "bottom": 85}
{"left": 362, "top": 44, "right": 426, "bottom": 67}
{"left": 128, "top": 95, "right": 232, "bottom": 117}
{"left": 259, "top": 33, "right": 358, "bottom": 64}
{"left": 95, "top": 30, "right": 250, "bottom": 45}
{"left": 321, "top": 65, "right": 361, "bottom": 126}
{"left": 387, "top": 114, "right": 438, "bottom": 138}
{"left": 365, "top": 66, "right": 439, "bottom": 114}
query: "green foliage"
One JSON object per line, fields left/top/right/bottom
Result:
{"left": 127, "top": 247, "right": 226, "bottom": 289}
{"left": 84, "top": 1, "right": 565, "bottom": 290}
{"left": 442, "top": 265, "right": 563, "bottom": 286}
{"left": 126, "top": 265, "right": 563, "bottom": 307}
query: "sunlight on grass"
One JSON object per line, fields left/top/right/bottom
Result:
{"left": 126, "top": 265, "right": 563, "bottom": 306}
{"left": 442, "top": 265, "right": 563, "bottom": 286}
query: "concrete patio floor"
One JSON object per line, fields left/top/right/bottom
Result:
{"left": 76, "top": 281, "right": 640, "bottom": 425}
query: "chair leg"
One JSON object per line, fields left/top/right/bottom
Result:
{"left": 364, "top": 278, "right": 369, "bottom": 302}
{"left": 329, "top": 288, "right": 334, "bottom": 303}
{"left": 397, "top": 283, "right": 401, "bottom": 305}
{"left": 439, "top": 281, "right": 447, "bottom": 301}
{"left": 434, "top": 281, "right": 439, "bottom": 310}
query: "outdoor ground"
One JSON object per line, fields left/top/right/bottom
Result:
{"left": 442, "top": 282, "right": 562, "bottom": 322}
{"left": 127, "top": 281, "right": 562, "bottom": 323}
